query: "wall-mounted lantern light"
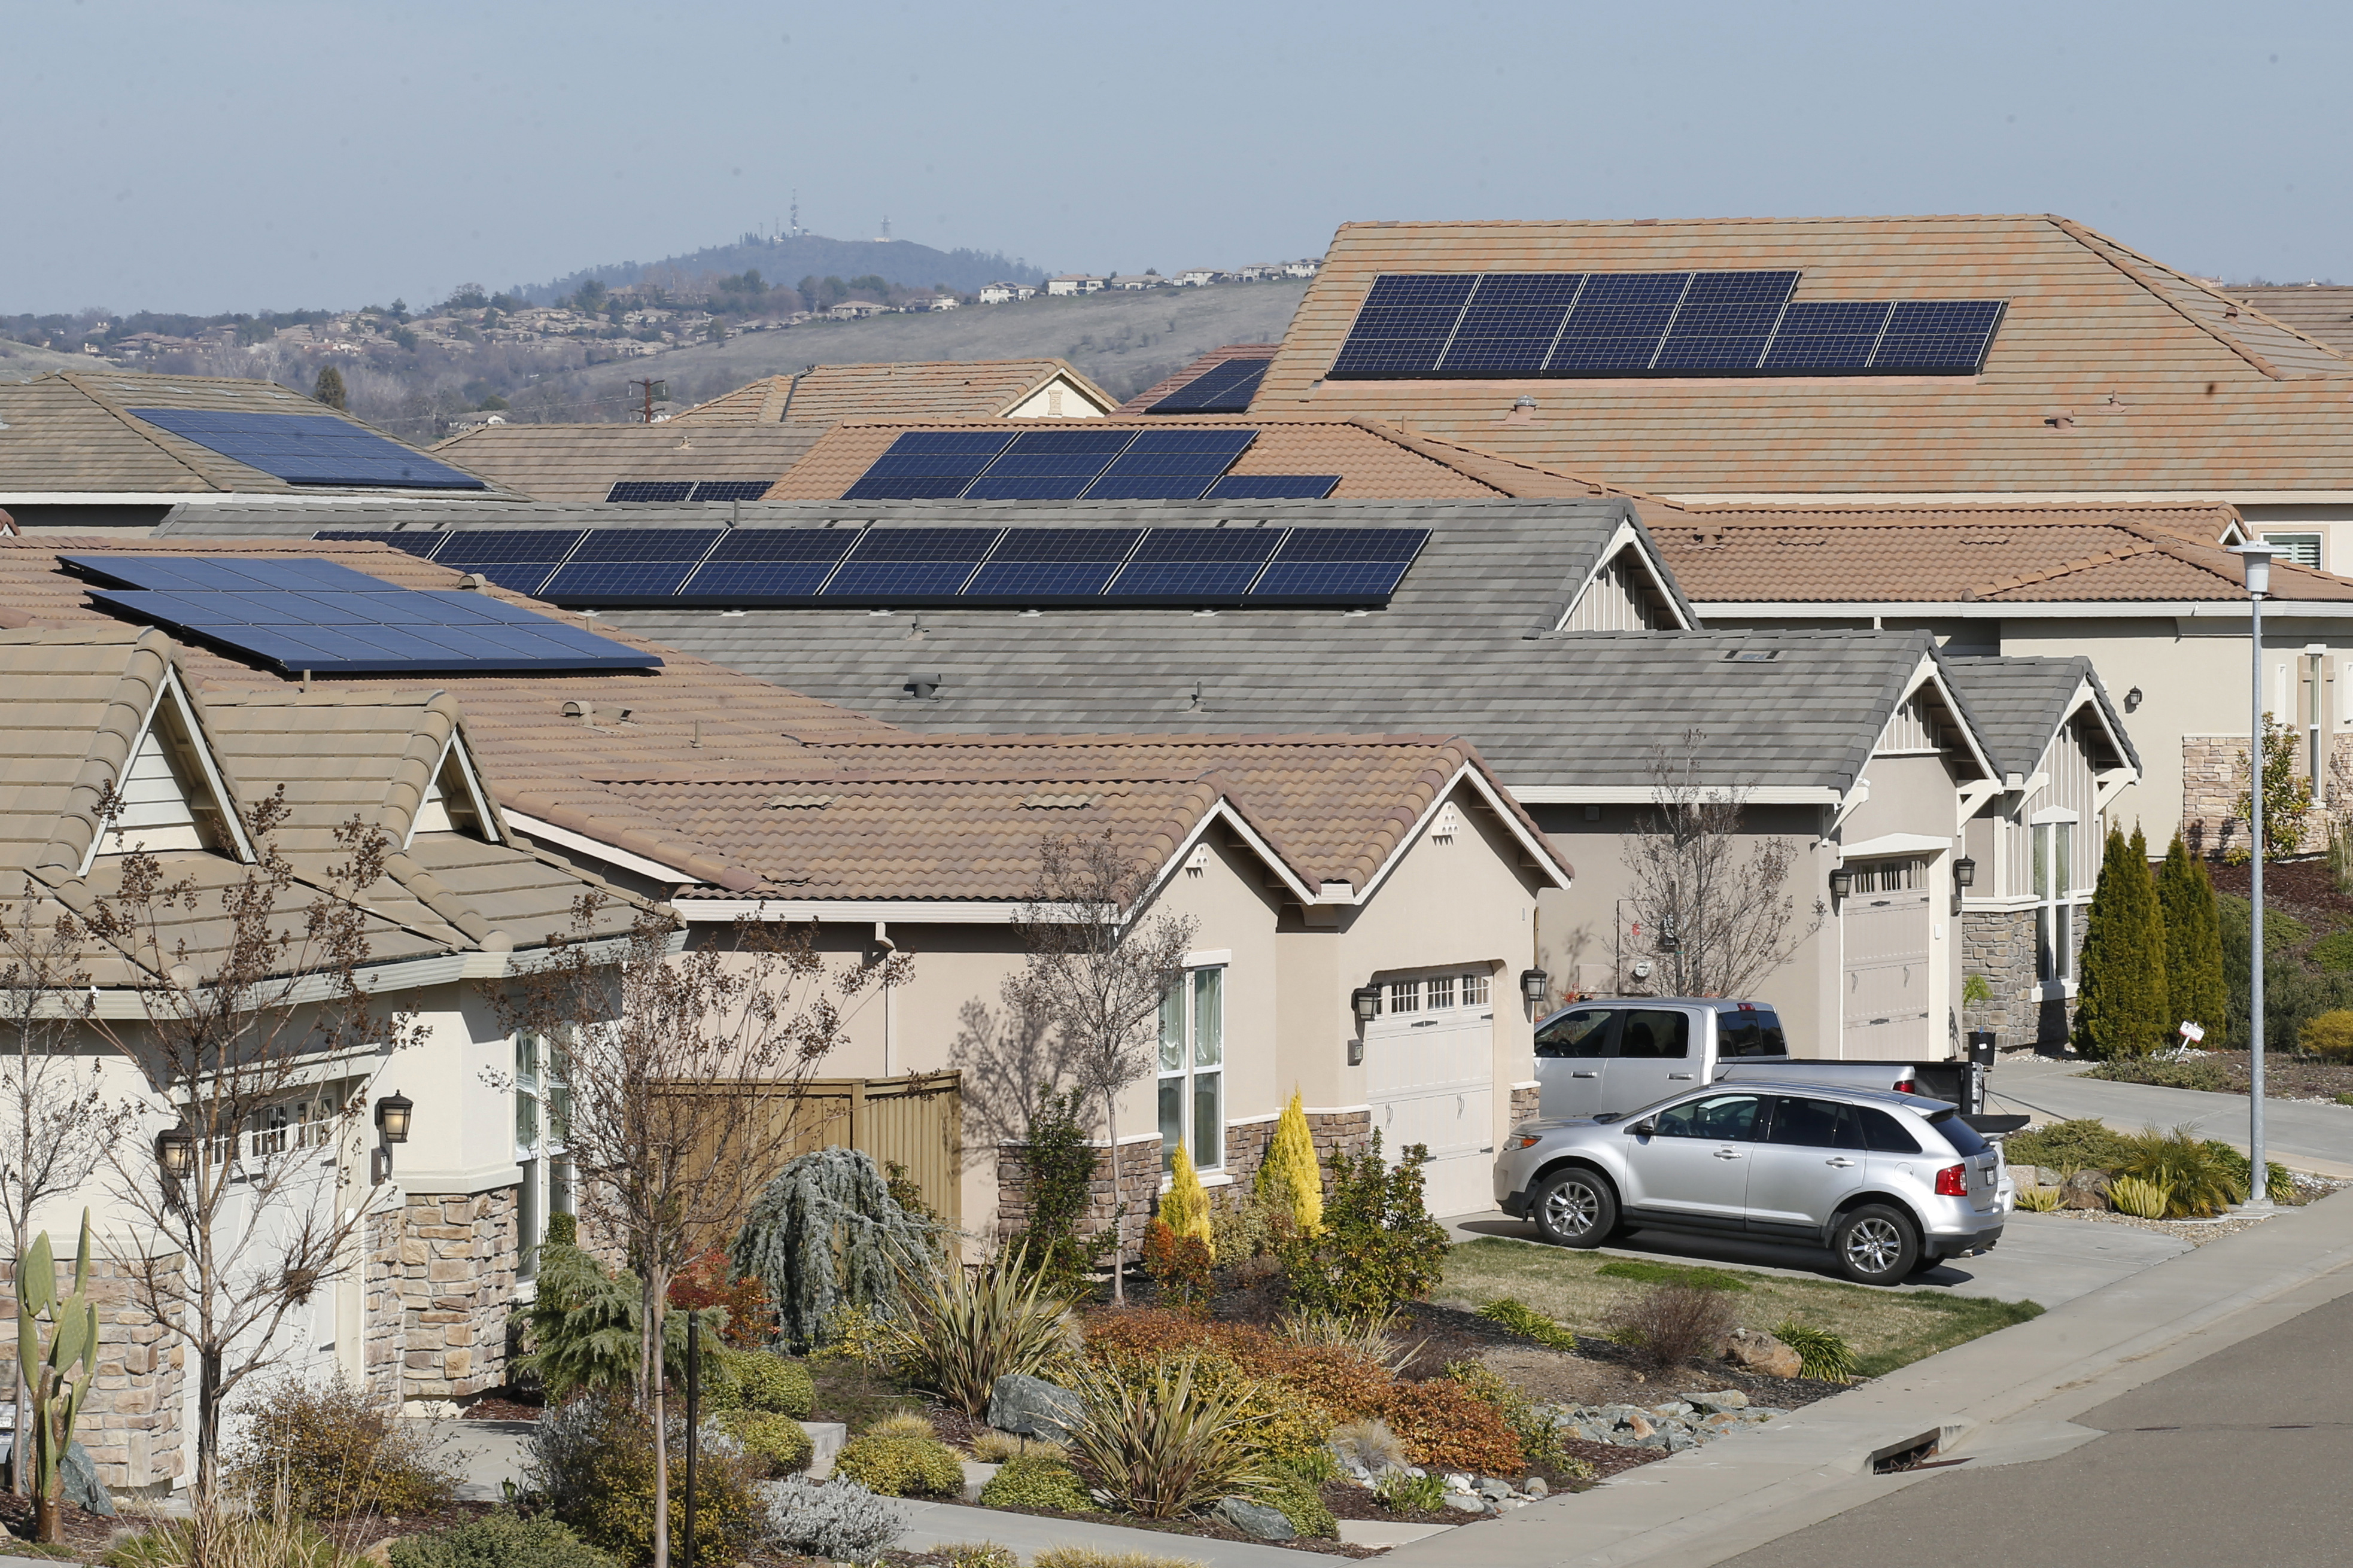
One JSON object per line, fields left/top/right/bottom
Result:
{"left": 154, "top": 1124, "right": 195, "bottom": 1182}
{"left": 374, "top": 1091, "right": 414, "bottom": 1144}
{"left": 1350, "top": 985, "right": 1381, "bottom": 1025}
{"left": 1954, "top": 857, "right": 1976, "bottom": 889}
{"left": 1828, "top": 866, "right": 1854, "bottom": 902}
{"left": 1519, "top": 968, "right": 1550, "bottom": 1008}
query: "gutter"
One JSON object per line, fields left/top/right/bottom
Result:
{"left": 671, "top": 898, "right": 1114, "bottom": 924}
{"left": 1699, "top": 600, "right": 2353, "bottom": 620}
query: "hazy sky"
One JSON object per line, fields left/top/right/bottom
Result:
{"left": 9, "top": 0, "right": 2348, "bottom": 316}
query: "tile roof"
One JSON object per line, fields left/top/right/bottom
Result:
{"left": 667, "top": 359, "right": 1120, "bottom": 425}
{"left": 1939, "top": 654, "right": 2139, "bottom": 779}
{"left": 2226, "top": 286, "right": 2353, "bottom": 357}
{"left": 765, "top": 415, "right": 1635, "bottom": 501}
{"left": 1114, "top": 344, "right": 1283, "bottom": 415}
{"left": 0, "top": 371, "right": 518, "bottom": 499}
{"left": 425, "top": 423, "right": 822, "bottom": 503}
{"left": 589, "top": 733, "right": 1567, "bottom": 899}
{"left": 1262, "top": 215, "right": 2353, "bottom": 496}
{"left": 1647, "top": 509, "right": 2353, "bottom": 604}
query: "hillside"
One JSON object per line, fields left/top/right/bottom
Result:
{"left": 525, "top": 232, "right": 1043, "bottom": 305}
{"left": 0, "top": 337, "right": 101, "bottom": 382}
{"left": 541, "top": 279, "right": 1310, "bottom": 411}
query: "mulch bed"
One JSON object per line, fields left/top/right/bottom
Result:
{"left": 461, "top": 1389, "right": 543, "bottom": 1421}
{"left": 318, "top": 1500, "right": 501, "bottom": 1554}
{"left": 0, "top": 1490, "right": 123, "bottom": 1558}
{"left": 2098, "top": 1047, "right": 2353, "bottom": 1103}
{"left": 2212, "top": 857, "right": 2353, "bottom": 921}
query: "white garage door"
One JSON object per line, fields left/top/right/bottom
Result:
{"left": 1365, "top": 992, "right": 1495, "bottom": 1217}
{"left": 1843, "top": 858, "right": 1934, "bottom": 1055}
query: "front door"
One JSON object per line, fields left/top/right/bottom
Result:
{"left": 1744, "top": 1095, "right": 1869, "bottom": 1237}
{"left": 1600, "top": 1007, "right": 1703, "bottom": 1115}
{"left": 1534, "top": 1006, "right": 1618, "bottom": 1118}
{"left": 1620, "top": 1091, "right": 1764, "bottom": 1223}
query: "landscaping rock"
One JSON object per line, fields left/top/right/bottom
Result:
{"left": 1477, "top": 1478, "right": 1514, "bottom": 1500}
{"left": 2060, "top": 1169, "right": 2113, "bottom": 1211}
{"left": 0, "top": 1436, "right": 115, "bottom": 1517}
{"left": 1444, "top": 1493, "right": 1489, "bottom": 1514}
{"left": 1616, "top": 1411, "right": 1656, "bottom": 1440}
{"left": 1218, "top": 1497, "right": 1296, "bottom": 1540}
{"left": 1721, "top": 1328, "right": 1804, "bottom": 1379}
{"left": 988, "top": 1374, "right": 1082, "bottom": 1442}
{"left": 1682, "top": 1389, "right": 1750, "bottom": 1413}
{"left": 1444, "top": 1472, "right": 1476, "bottom": 1493}
{"left": 1522, "top": 1476, "right": 1549, "bottom": 1497}
{"left": 2014, "top": 1164, "right": 2064, "bottom": 1189}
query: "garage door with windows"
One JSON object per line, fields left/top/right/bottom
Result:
{"left": 1842, "top": 855, "right": 1932, "bottom": 1055}
{"left": 1363, "top": 971, "right": 1495, "bottom": 1216}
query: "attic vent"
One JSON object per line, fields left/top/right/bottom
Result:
{"left": 1022, "top": 793, "right": 1098, "bottom": 810}
{"left": 765, "top": 793, "right": 837, "bottom": 809}
{"left": 1433, "top": 805, "right": 1463, "bottom": 842}
{"left": 1724, "top": 649, "right": 1781, "bottom": 663}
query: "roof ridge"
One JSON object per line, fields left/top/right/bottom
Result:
{"left": 1968, "top": 541, "right": 2163, "bottom": 597}
{"left": 2060, "top": 220, "right": 2353, "bottom": 370}
{"left": 2048, "top": 217, "right": 2303, "bottom": 380}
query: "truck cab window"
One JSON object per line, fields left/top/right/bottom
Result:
{"left": 1716, "top": 1006, "right": 1787, "bottom": 1057}
{"left": 1535, "top": 1007, "right": 1615, "bottom": 1058}
{"left": 1618, "top": 1010, "right": 1690, "bottom": 1059}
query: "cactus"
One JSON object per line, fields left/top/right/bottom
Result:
{"left": 18, "top": 1210, "right": 98, "bottom": 1543}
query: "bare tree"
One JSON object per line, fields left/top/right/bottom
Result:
{"left": 1622, "top": 730, "right": 1825, "bottom": 999}
{"left": 1010, "top": 832, "right": 1196, "bottom": 1305}
{"left": 81, "top": 797, "right": 421, "bottom": 1535}
{"left": 0, "top": 885, "right": 135, "bottom": 1494}
{"left": 946, "top": 976, "right": 1083, "bottom": 1155}
{"left": 497, "top": 903, "right": 905, "bottom": 1568}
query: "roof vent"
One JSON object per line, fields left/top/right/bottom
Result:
{"left": 457, "top": 573, "right": 488, "bottom": 591}
{"left": 905, "top": 671, "right": 943, "bottom": 699}
{"left": 1724, "top": 649, "right": 1781, "bottom": 663}
{"left": 765, "top": 793, "right": 836, "bottom": 809}
{"left": 1022, "top": 792, "right": 1098, "bottom": 810}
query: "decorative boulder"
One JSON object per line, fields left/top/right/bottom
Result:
{"left": 1720, "top": 1328, "right": 1804, "bottom": 1380}
{"left": 988, "top": 1374, "right": 1082, "bottom": 1444}
{"left": 1218, "top": 1497, "right": 1296, "bottom": 1539}
{"left": 2060, "top": 1170, "right": 2113, "bottom": 1211}
{"left": 0, "top": 1436, "right": 114, "bottom": 1517}
{"left": 1682, "top": 1389, "right": 1750, "bottom": 1414}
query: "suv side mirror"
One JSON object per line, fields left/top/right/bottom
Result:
{"left": 1628, "top": 1120, "right": 1656, "bottom": 1138}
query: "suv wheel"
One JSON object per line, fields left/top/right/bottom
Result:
{"left": 1533, "top": 1168, "right": 1616, "bottom": 1249}
{"left": 1831, "top": 1204, "right": 1920, "bottom": 1286}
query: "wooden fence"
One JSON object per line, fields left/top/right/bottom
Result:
{"left": 666, "top": 1072, "right": 963, "bottom": 1235}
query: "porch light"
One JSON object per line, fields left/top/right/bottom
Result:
{"left": 1828, "top": 866, "right": 1854, "bottom": 901}
{"left": 1518, "top": 969, "right": 1549, "bottom": 1007}
{"left": 1954, "top": 857, "right": 1977, "bottom": 889}
{"left": 375, "top": 1090, "right": 415, "bottom": 1144}
{"left": 154, "top": 1124, "right": 195, "bottom": 1181}
{"left": 1350, "top": 985, "right": 1381, "bottom": 1025}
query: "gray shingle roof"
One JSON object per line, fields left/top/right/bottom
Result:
{"left": 1938, "top": 653, "right": 2139, "bottom": 778}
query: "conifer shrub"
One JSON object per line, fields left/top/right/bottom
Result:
{"left": 2157, "top": 830, "right": 2229, "bottom": 1046}
{"left": 731, "top": 1146, "right": 936, "bottom": 1352}
{"left": 2302, "top": 1009, "right": 2353, "bottom": 1061}
{"left": 1160, "top": 1142, "right": 1214, "bottom": 1256}
{"left": 1255, "top": 1091, "right": 1324, "bottom": 1234}
{"left": 2075, "top": 826, "right": 2170, "bottom": 1059}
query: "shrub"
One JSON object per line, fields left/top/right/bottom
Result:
{"left": 1063, "top": 1354, "right": 1265, "bottom": 1519}
{"left": 834, "top": 1432, "right": 967, "bottom": 1497}
{"left": 525, "top": 1392, "right": 765, "bottom": 1565}
{"left": 2159, "top": 830, "right": 2229, "bottom": 1045}
{"left": 1328, "top": 1416, "right": 1406, "bottom": 1472}
{"left": 1445, "top": 1361, "right": 1594, "bottom": 1479}
{"left": 1606, "top": 1284, "right": 1738, "bottom": 1371}
{"left": 877, "top": 1247, "right": 1078, "bottom": 1416}
{"left": 2075, "top": 825, "right": 2169, "bottom": 1059}
{"left": 732, "top": 1146, "right": 937, "bottom": 1352}
{"left": 2014, "top": 1185, "right": 2062, "bottom": 1212}
{"left": 2206, "top": 1142, "right": 2297, "bottom": 1204}
{"left": 939, "top": 1545, "right": 1020, "bottom": 1568}
{"left": 707, "top": 1348, "right": 814, "bottom": 1418}
{"left": 979, "top": 1453, "right": 1096, "bottom": 1512}
{"left": 387, "top": 1511, "right": 619, "bottom": 1568}
{"left": 762, "top": 1476, "right": 908, "bottom": 1560}
{"left": 1279, "top": 1134, "right": 1451, "bottom": 1319}
{"left": 1082, "top": 1310, "right": 1394, "bottom": 1423}
{"left": 1008, "top": 1090, "right": 1121, "bottom": 1301}
{"left": 1596, "top": 1258, "right": 1753, "bottom": 1293}
{"left": 971, "top": 1430, "right": 1068, "bottom": 1464}
{"left": 2083, "top": 1058, "right": 2230, "bottom": 1092}
{"left": 1253, "top": 1473, "right": 1336, "bottom": 1538}
{"left": 104, "top": 1519, "right": 348, "bottom": 1567}
{"left": 522, "top": 1244, "right": 721, "bottom": 1402}
{"left": 1771, "top": 1321, "right": 1858, "bottom": 1384}
{"left": 1376, "top": 1378, "right": 1525, "bottom": 1475}
{"left": 1142, "top": 1219, "right": 1214, "bottom": 1315}
{"left": 1209, "top": 1185, "right": 1291, "bottom": 1283}
{"left": 2312, "top": 930, "right": 2353, "bottom": 974}
{"left": 1476, "top": 1296, "right": 1580, "bottom": 1351}
{"left": 1033, "top": 1552, "right": 1205, "bottom": 1568}
{"left": 1255, "top": 1091, "right": 1324, "bottom": 1234}
{"left": 223, "top": 1374, "right": 465, "bottom": 1520}
{"left": 668, "top": 1247, "right": 776, "bottom": 1348}
{"left": 867, "top": 1409, "right": 940, "bottom": 1439}
{"left": 717, "top": 1409, "right": 813, "bottom": 1475}
{"left": 2302, "top": 1009, "right": 2353, "bottom": 1061}
{"left": 1377, "top": 1470, "right": 1447, "bottom": 1513}
{"left": 2109, "top": 1174, "right": 2172, "bottom": 1219}
{"left": 2118, "top": 1126, "right": 2243, "bottom": 1216}
{"left": 2001, "top": 1118, "right": 2136, "bottom": 1174}
{"left": 1160, "top": 1141, "right": 1215, "bottom": 1257}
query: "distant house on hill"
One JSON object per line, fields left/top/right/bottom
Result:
{"left": 1176, "top": 267, "right": 1220, "bottom": 287}
{"left": 1282, "top": 258, "right": 1322, "bottom": 279}
{"left": 1045, "top": 275, "right": 1104, "bottom": 296}
{"left": 977, "top": 282, "right": 1035, "bottom": 304}
{"left": 1108, "top": 275, "right": 1165, "bottom": 291}
{"left": 826, "top": 300, "right": 888, "bottom": 320}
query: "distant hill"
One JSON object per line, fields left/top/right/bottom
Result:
{"left": 527, "top": 279, "right": 1309, "bottom": 412}
{"left": 523, "top": 233, "right": 1045, "bottom": 304}
{"left": 0, "top": 337, "right": 99, "bottom": 382}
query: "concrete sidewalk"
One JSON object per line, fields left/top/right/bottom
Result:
{"left": 895, "top": 1498, "right": 1316, "bottom": 1567}
{"left": 1986, "top": 1054, "right": 2353, "bottom": 1175}
{"left": 1388, "top": 1185, "right": 2353, "bottom": 1568}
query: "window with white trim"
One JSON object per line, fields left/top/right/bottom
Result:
{"left": 2264, "top": 532, "right": 2322, "bottom": 571}
{"left": 2032, "top": 821, "right": 2077, "bottom": 987}
{"left": 514, "top": 1031, "right": 573, "bottom": 1278}
{"left": 1157, "top": 966, "right": 1223, "bottom": 1173}
{"left": 1367, "top": 972, "right": 1491, "bottom": 1015}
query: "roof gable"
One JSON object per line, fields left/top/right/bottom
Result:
{"left": 668, "top": 359, "right": 1120, "bottom": 427}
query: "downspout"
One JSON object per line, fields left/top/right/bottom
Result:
{"left": 874, "top": 922, "right": 896, "bottom": 1076}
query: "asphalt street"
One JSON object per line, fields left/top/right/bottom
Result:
{"left": 1720, "top": 1280, "right": 2353, "bottom": 1568}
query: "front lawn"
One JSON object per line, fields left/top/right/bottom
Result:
{"left": 1436, "top": 1238, "right": 2042, "bottom": 1379}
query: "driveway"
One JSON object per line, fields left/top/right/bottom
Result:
{"left": 1987, "top": 1054, "right": 2353, "bottom": 1174}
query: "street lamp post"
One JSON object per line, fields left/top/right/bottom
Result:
{"left": 2234, "top": 544, "right": 2275, "bottom": 1209}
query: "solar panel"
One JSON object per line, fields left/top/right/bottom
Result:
{"left": 429, "top": 530, "right": 586, "bottom": 596}
{"left": 1147, "top": 358, "right": 1272, "bottom": 413}
{"left": 822, "top": 527, "right": 1003, "bottom": 601}
{"left": 605, "top": 481, "right": 694, "bottom": 503}
{"left": 1652, "top": 274, "right": 1799, "bottom": 372}
{"left": 539, "top": 528, "right": 725, "bottom": 602}
{"left": 691, "top": 480, "right": 775, "bottom": 502}
{"left": 1759, "top": 301, "right": 1892, "bottom": 372}
{"left": 962, "top": 528, "right": 1144, "bottom": 601}
{"left": 312, "top": 529, "right": 448, "bottom": 559}
{"left": 1328, "top": 275, "right": 1478, "bottom": 379}
{"left": 1081, "top": 429, "right": 1255, "bottom": 499}
{"left": 1869, "top": 300, "right": 2007, "bottom": 374}
{"left": 1437, "top": 274, "right": 1586, "bottom": 376}
{"left": 1102, "top": 527, "right": 1288, "bottom": 601}
{"left": 1546, "top": 273, "right": 1691, "bottom": 374}
{"left": 843, "top": 431, "right": 1019, "bottom": 500}
{"left": 71, "top": 555, "right": 658, "bottom": 674}
{"left": 1205, "top": 476, "right": 1340, "bottom": 500}
{"left": 1247, "top": 527, "right": 1430, "bottom": 604}
{"left": 679, "top": 527, "right": 863, "bottom": 600}
{"left": 128, "top": 409, "right": 490, "bottom": 490}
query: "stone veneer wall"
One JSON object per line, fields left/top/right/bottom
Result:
{"left": 0, "top": 1253, "right": 189, "bottom": 1493}
{"left": 995, "top": 1137, "right": 1163, "bottom": 1252}
{"left": 2182, "top": 733, "right": 2353, "bottom": 857}
{"left": 1962, "top": 907, "right": 2090, "bottom": 1051}
{"left": 1509, "top": 1083, "right": 1540, "bottom": 1128}
{"left": 364, "top": 1188, "right": 516, "bottom": 1406}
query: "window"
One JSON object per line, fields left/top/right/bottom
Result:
{"left": 514, "top": 1032, "right": 573, "bottom": 1280}
{"left": 2032, "top": 820, "right": 2078, "bottom": 988}
{"left": 1158, "top": 967, "right": 1224, "bottom": 1172}
{"left": 1535, "top": 1007, "right": 1614, "bottom": 1058}
{"left": 1716, "top": 1006, "right": 1787, "bottom": 1058}
{"left": 1618, "top": 1009, "right": 1691, "bottom": 1059}
{"left": 1463, "top": 973, "right": 1489, "bottom": 1006}
{"left": 2264, "top": 532, "right": 2322, "bottom": 571}
{"left": 1427, "top": 976, "right": 1456, "bottom": 1010}
{"left": 1764, "top": 1097, "right": 1862, "bottom": 1149}
{"left": 1387, "top": 979, "right": 1419, "bottom": 1014}
{"left": 1849, "top": 857, "right": 1925, "bottom": 894}
{"left": 1857, "top": 1107, "right": 1923, "bottom": 1154}
{"left": 1653, "top": 1093, "right": 1761, "bottom": 1140}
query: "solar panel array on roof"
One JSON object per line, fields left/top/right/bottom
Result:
{"left": 601, "top": 479, "right": 783, "bottom": 503}
{"left": 127, "top": 409, "right": 490, "bottom": 489}
{"left": 840, "top": 428, "right": 1338, "bottom": 501}
{"left": 1146, "top": 358, "right": 1272, "bottom": 413}
{"left": 62, "top": 555, "right": 659, "bottom": 675}
{"left": 309, "top": 524, "right": 1432, "bottom": 608}
{"left": 1327, "top": 272, "right": 2005, "bottom": 379}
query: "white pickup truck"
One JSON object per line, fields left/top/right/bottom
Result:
{"left": 1531, "top": 997, "right": 2011, "bottom": 1127}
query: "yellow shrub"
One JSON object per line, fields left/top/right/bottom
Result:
{"left": 2301, "top": 1009, "right": 2353, "bottom": 1061}
{"left": 1255, "top": 1091, "right": 1324, "bottom": 1235}
{"left": 1161, "top": 1143, "right": 1215, "bottom": 1260}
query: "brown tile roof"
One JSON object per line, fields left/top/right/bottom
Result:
{"left": 0, "top": 371, "right": 516, "bottom": 498}
{"left": 2227, "top": 285, "right": 2353, "bottom": 357}
{"left": 668, "top": 358, "right": 1120, "bottom": 426}
{"left": 1650, "top": 506, "right": 2353, "bottom": 604}
{"left": 425, "top": 424, "right": 822, "bottom": 503}
{"left": 1114, "top": 344, "right": 1282, "bottom": 415}
{"left": 765, "top": 415, "right": 1636, "bottom": 502}
{"left": 1263, "top": 215, "right": 2353, "bottom": 497}
{"left": 586, "top": 732, "right": 1570, "bottom": 900}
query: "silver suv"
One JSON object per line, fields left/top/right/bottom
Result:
{"left": 1492, "top": 1084, "right": 2005, "bottom": 1285}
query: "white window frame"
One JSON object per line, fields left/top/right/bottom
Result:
{"left": 513, "top": 1031, "right": 573, "bottom": 1278}
{"left": 2031, "top": 818, "right": 2080, "bottom": 995}
{"left": 1157, "top": 963, "right": 1224, "bottom": 1173}
{"left": 1367, "top": 970, "right": 1492, "bottom": 1016}
{"left": 2263, "top": 531, "right": 2322, "bottom": 571}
